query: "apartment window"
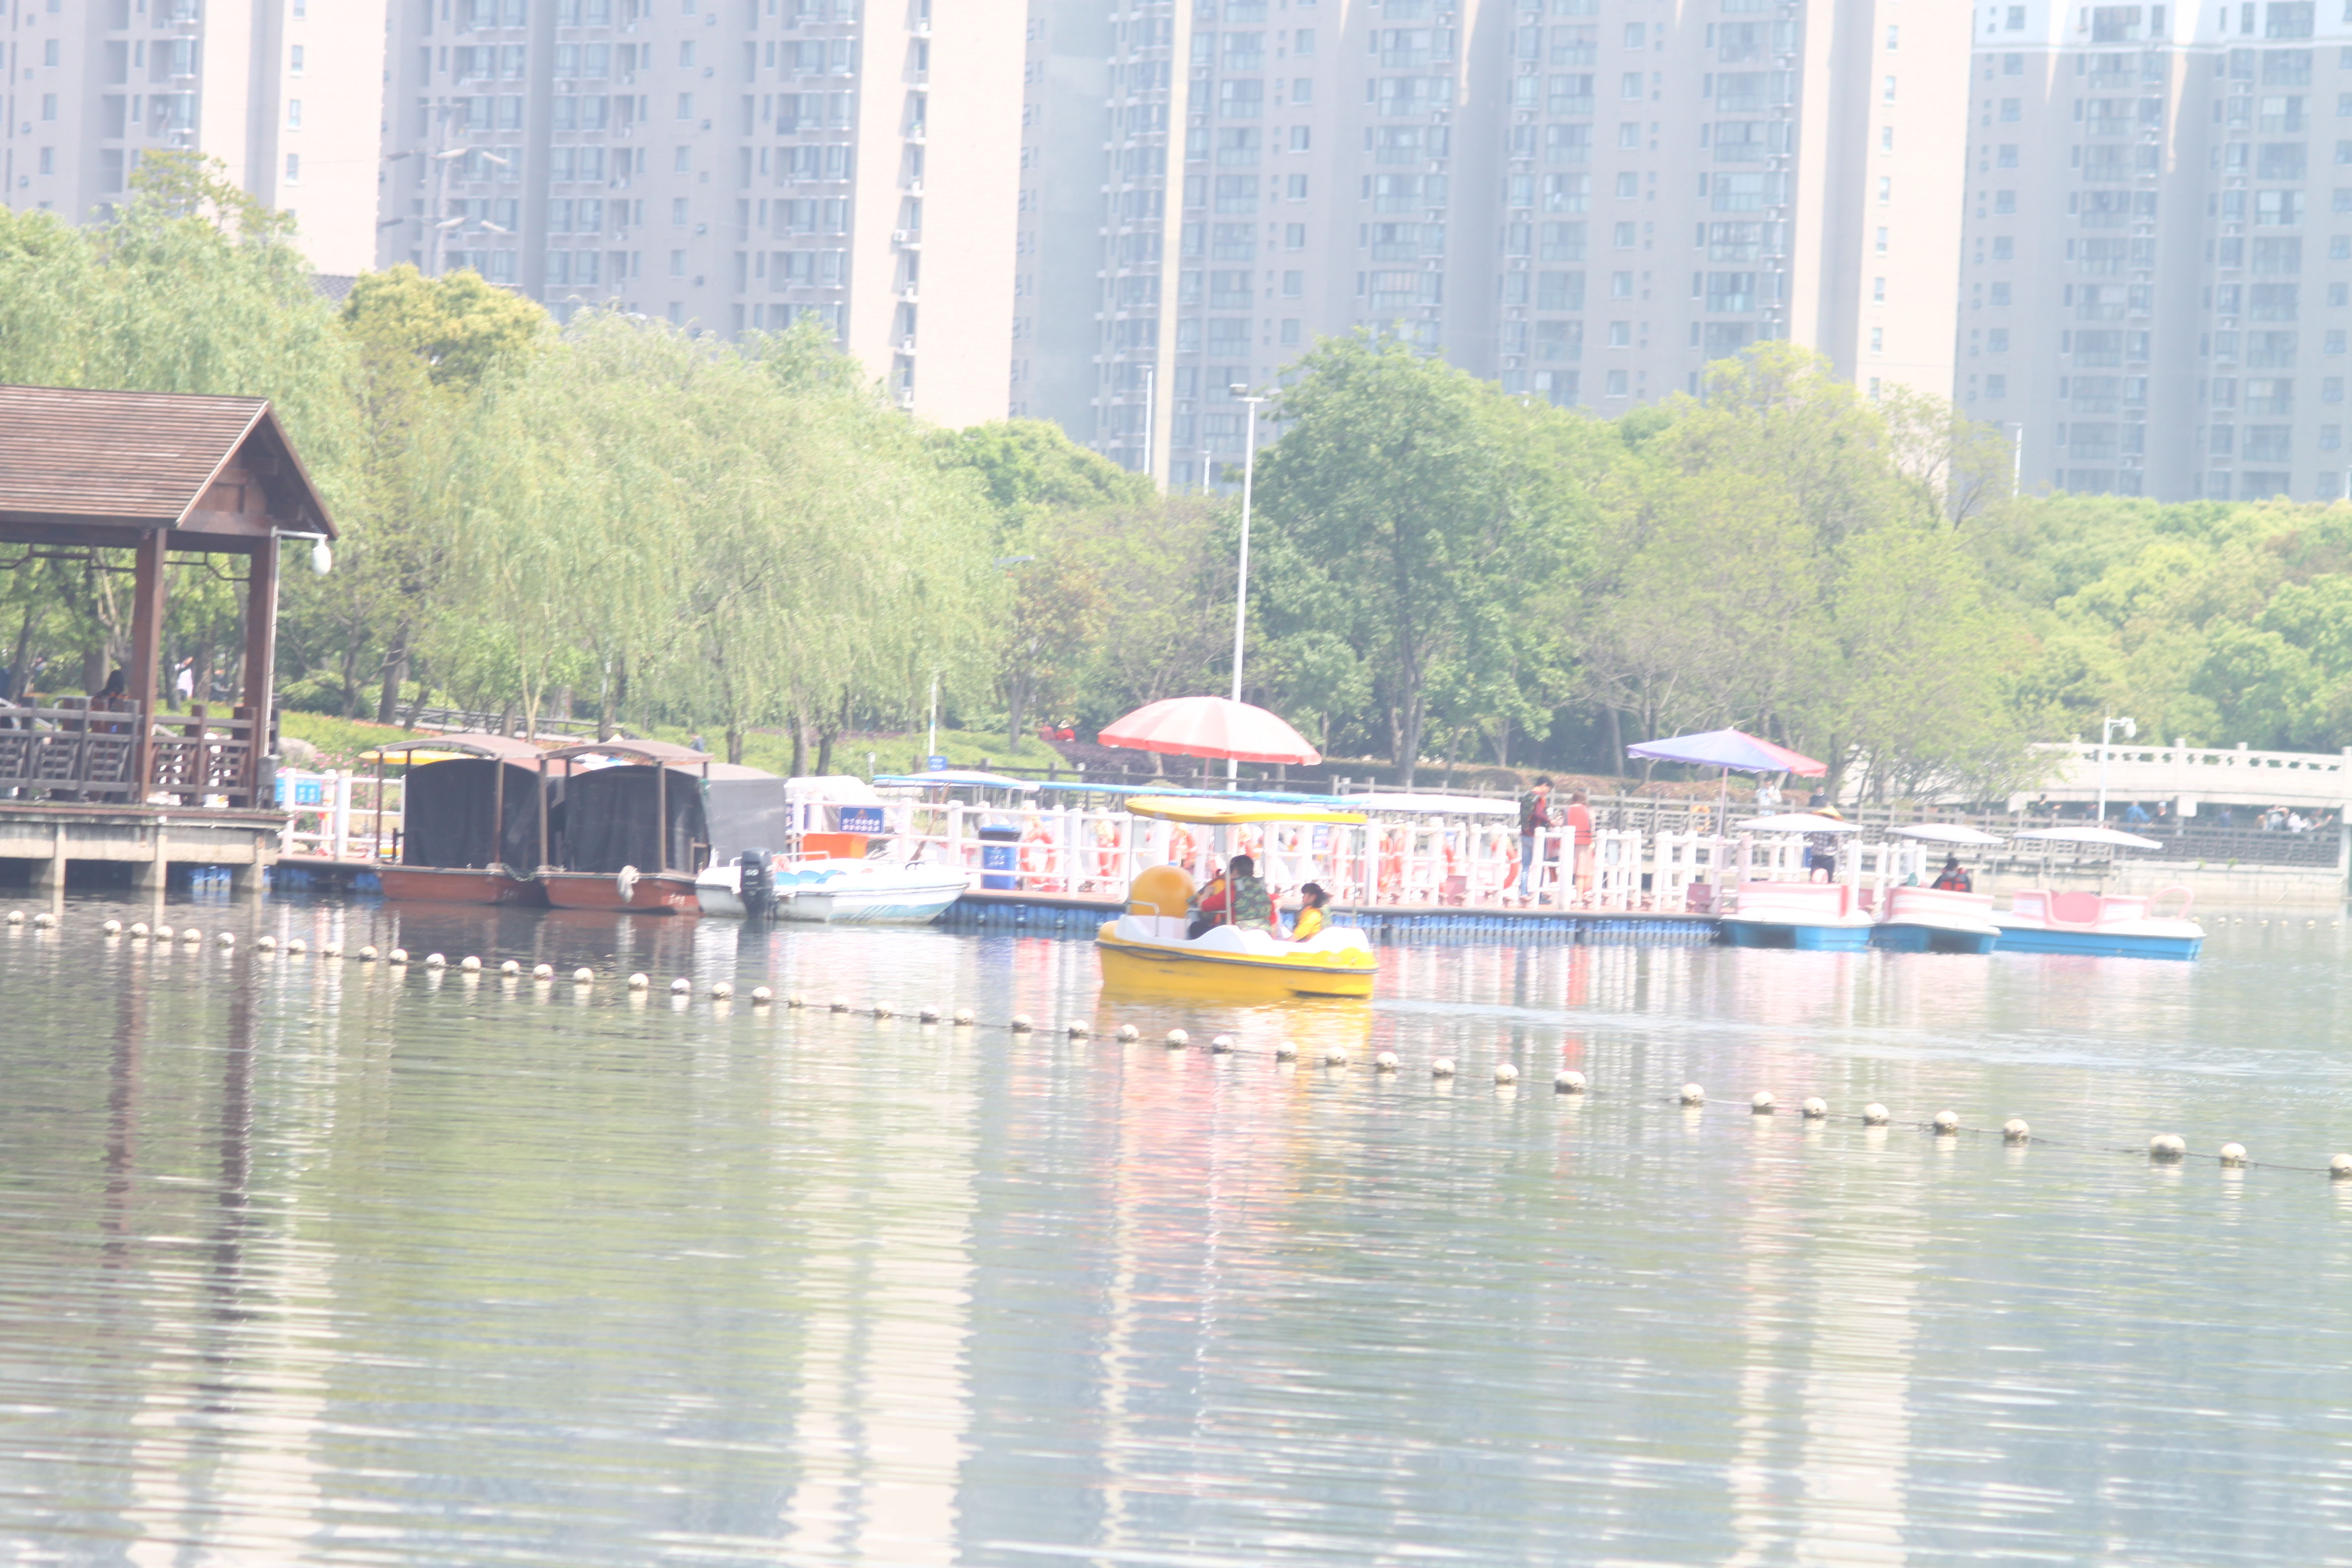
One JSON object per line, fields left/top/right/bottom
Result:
{"left": 1870, "top": 326, "right": 1884, "bottom": 352}
{"left": 1618, "top": 122, "right": 1641, "bottom": 150}
{"left": 1283, "top": 270, "right": 1303, "bottom": 295}
{"left": 1613, "top": 270, "right": 1633, "bottom": 297}
{"left": 1285, "top": 223, "right": 1305, "bottom": 248}
{"left": 1872, "top": 276, "right": 1886, "bottom": 302}
{"left": 1993, "top": 237, "right": 2014, "bottom": 260}
{"left": 1996, "top": 191, "right": 2016, "bottom": 214}
{"left": 1999, "top": 145, "right": 2019, "bottom": 167}
{"left": 1885, "top": 24, "right": 1899, "bottom": 48}
{"left": 1608, "top": 321, "right": 1630, "bottom": 346}
{"left": 1613, "top": 221, "right": 1636, "bottom": 247}
{"left": 1882, "top": 74, "right": 1897, "bottom": 102}
{"left": 1606, "top": 370, "right": 1629, "bottom": 396}
{"left": 670, "top": 250, "right": 687, "bottom": 277}
{"left": 1621, "top": 71, "right": 1644, "bottom": 99}
{"left": 1875, "top": 227, "right": 1889, "bottom": 253}
{"left": 1615, "top": 172, "right": 1639, "bottom": 198}
{"left": 1991, "top": 282, "right": 2011, "bottom": 304}
{"left": 680, "top": 42, "right": 698, "bottom": 68}
{"left": 41, "top": 95, "right": 58, "bottom": 123}
{"left": 672, "top": 197, "right": 690, "bottom": 224}
{"left": 678, "top": 93, "right": 694, "bottom": 120}
{"left": 1295, "top": 28, "right": 1315, "bottom": 54}
{"left": 2000, "top": 98, "right": 2021, "bottom": 121}
{"left": 285, "top": 153, "right": 300, "bottom": 182}
{"left": 287, "top": 100, "right": 304, "bottom": 129}
{"left": 1987, "top": 373, "right": 2008, "bottom": 396}
{"left": 1878, "top": 176, "right": 1892, "bottom": 203}
{"left": 1989, "top": 327, "right": 2010, "bottom": 351}
{"left": 38, "top": 147, "right": 55, "bottom": 176}
{"left": 291, "top": 45, "right": 305, "bottom": 76}
{"left": 43, "top": 40, "right": 59, "bottom": 67}
{"left": 1287, "top": 174, "right": 1309, "bottom": 200}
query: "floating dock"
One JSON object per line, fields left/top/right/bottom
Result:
{"left": 937, "top": 889, "right": 1721, "bottom": 944}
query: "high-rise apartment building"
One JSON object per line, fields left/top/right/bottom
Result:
{"left": 1022, "top": 0, "right": 1970, "bottom": 486}
{"left": 0, "top": 0, "right": 386, "bottom": 276}
{"left": 380, "top": 0, "right": 1022, "bottom": 426}
{"left": 1958, "top": 0, "right": 2352, "bottom": 502}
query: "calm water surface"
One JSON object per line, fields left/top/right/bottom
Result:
{"left": 5, "top": 891, "right": 2352, "bottom": 1566}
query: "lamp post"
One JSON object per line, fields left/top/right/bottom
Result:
{"left": 1227, "top": 385, "right": 1267, "bottom": 787}
{"left": 2098, "top": 714, "right": 2136, "bottom": 823}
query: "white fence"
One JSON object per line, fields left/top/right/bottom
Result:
{"left": 276, "top": 769, "right": 404, "bottom": 862}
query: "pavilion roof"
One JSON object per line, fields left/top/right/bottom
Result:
{"left": 0, "top": 384, "right": 335, "bottom": 545}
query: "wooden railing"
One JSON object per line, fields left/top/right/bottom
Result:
{"left": 0, "top": 700, "right": 260, "bottom": 808}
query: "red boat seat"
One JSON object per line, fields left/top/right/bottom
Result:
{"left": 2048, "top": 891, "right": 2105, "bottom": 926}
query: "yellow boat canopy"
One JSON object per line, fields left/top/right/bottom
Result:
{"left": 1124, "top": 795, "right": 1366, "bottom": 827}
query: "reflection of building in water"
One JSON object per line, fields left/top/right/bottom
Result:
{"left": 778, "top": 1066, "right": 975, "bottom": 1560}
{"left": 1723, "top": 1123, "right": 1917, "bottom": 1565}
{"left": 122, "top": 980, "right": 334, "bottom": 1568}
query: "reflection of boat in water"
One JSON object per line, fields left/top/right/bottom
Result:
{"left": 368, "top": 733, "right": 554, "bottom": 906}
{"left": 536, "top": 740, "right": 787, "bottom": 915}
{"left": 1095, "top": 798, "right": 1377, "bottom": 1000}
{"left": 1993, "top": 889, "right": 2205, "bottom": 960}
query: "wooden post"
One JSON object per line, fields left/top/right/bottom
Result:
{"left": 128, "top": 530, "right": 168, "bottom": 801}
{"left": 654, "top": 763, "right": 668, "bottom": 874}
{"left": 489, "top": 755, "right": 507, "bottom": 870}
{"left": 537, "top": 757, "right": 551, "bottom": 872}
{"left": 240, "top": 537, "right": 279, "bottom": 804}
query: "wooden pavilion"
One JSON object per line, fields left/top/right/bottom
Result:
{"left": 0, "top": 384, "right": 337, "bottom": 890}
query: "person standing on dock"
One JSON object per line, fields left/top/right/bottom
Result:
{"left": 1517, "top": 777, "right": 1554, "bottom": 903}
{"left": 1562, "top": 790, "right": 1595, "bottom": 902}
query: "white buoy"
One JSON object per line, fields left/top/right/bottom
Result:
{"left": 321, "top": 940, "right": 341, "bottom": 957}
{"left": 787, "top": 992, "right": 807, "bottom": 1009}
{"left": 34, "top": 912, "right": 57, "bottom": 931}
{"left": 1324, "top": 1046, "right": 1349, "bottom": 1067}
{"left": 1376, "top": 1051, "right": 1402, "bottom": 1073}
{"left": 573, "top": 967, "right": 594, "bottom": 984}
{"left": 458, "top": 954, "right": 480, "bottom": 972}
{"left": 102, "top": 919, "right": 122, "bottom": 936}
{"left": 180, "top": 927, "right": 201, "bottom": 943}
{"left": 627, "top": 973, "right": 650, "bottom": 990}
{"left": 954, "top": 1009, "right": 975, "bottom": 1027}
{"left": 424, "top": 951, "right": 445, "bottom": 969}
{"left": 1010, "top": 1014, "right": 1033, "bottom": 1032}
{"left": 1751, "top": 1091, "right": 1776, "bottom": 1114}
{"left": 2003, "top": 1118, "right": 2031, "bottom": 1143}
{"left": 129, "top": 923, "right": 149, "bottom": 938}
{"left": 533, "top": 963, "right": 555, "bottom": 981}
{"left": 711, "top": 981, "right": 734, "bottom": 999}
{"left": 501, "top": 959, "right": 522, "bottom": 976}
{"left": 1932, "top": 1110, "right": 1960, "bottom": 1134}
{"left": 1494, "top": 1062, "right": 1519, "bottom": 1085}
{"left": 1165, "top": 1029, "right": 1188, "bottom": 1049}
{"left": 2150, "top": 1133, "right": 2188, "bottom": 1160}
{"left": 1802, "top": 1096, "right": 1828, "bottom": 1119}
{"left": 2331, "top": 1153, "right": 2352, "bottom": 1178}
{"left": 1554, "top": 1070, "right": 1587, "bottom": 1094}
{"left": 1862, "top": 1103, "right": 1890, "bottom": 1125}
{"left": 287, "top": 939, "right": 306, "bottom": 956}
{"left": 1209, "top": 1032, "right": 1234, "bottom": 1053}
{"left": 670, "top": 977, "right": 691, "bottom": 995}
{"left": 357, "top": 944, "right": 377, "bottom": 962}
{"left": 1274, "top": 1040, "right": 1298, "bottom": 1061}
{"left": 1116, "top": 1024, "right": 1139, "bottom": 1042}
{"left": 3, "top": 911, "right": 20, "bottom": 926}
{"left": 256, "top": 934, "right": 277, "bottom": 952}
{"left": 2218, "top": 1141, "right": 2248, "bottom": 1166}
{"left": 1679, "top": 1083, "right": 1705, "bottom": 1106}
{"left": 1431, "top": 1057, "right": 1457, "bottom": 1078}
{"left": 388, "top": 947, "right": 409, "bottom": 965}
{"left": 871, "top": 1002, "right": 893, "bottom": 1018}
{"left": 830, "top": 997, "right": 851, "bottom": 1013}
{"left": 919, "top": 1006, "right": 940, "bottom": 1023}
{"left": 751, "top": 986, "right": 774, "bottom": 1004}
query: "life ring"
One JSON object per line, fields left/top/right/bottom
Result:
{"left": 1020, "top": 823, "right": 1061, "bottom": 892}
{"left": 1378, "top": 830, "right": 1405, "bottom": 902}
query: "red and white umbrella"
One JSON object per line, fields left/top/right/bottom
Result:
{"left": 1097, "top": 696, "right": 1321, "bottom": 765}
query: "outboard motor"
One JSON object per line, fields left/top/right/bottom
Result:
{"left": 738, "top": 847, "right": 777, "bottom": 919}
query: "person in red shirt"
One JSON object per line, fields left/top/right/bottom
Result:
{"left": 1560, "top": 789, "right": 1595, "bottom": 899}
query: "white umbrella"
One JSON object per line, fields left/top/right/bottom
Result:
{"left": 1891, "top": 824, "right": 2007, "bottom": 846}
{"left": 2012, "top": 825, "right": 2164, "bottom": 850}
{"left": 1735, "top": 812, "right": 1862, "bottom": 834}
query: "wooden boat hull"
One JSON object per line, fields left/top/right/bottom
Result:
{"left": 539, "top": 870, "right": 701, "bottom": 914}
{"left": 376, "top": 865, "right": 548, "bottom": 907}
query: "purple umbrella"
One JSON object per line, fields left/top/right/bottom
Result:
{"left": 1625, "top": 728, "right": 1826, "bottom": 776}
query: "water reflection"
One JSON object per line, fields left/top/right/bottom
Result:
{"left": 6, "top": 895, "right": 2352, "bottom": 1565}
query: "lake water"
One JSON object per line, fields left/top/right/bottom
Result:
{"left": 5, "top": 890, "right": 2352, "bottom": 1566}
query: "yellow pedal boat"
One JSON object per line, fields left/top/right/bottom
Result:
{"left": 1094, "top": 800, "right": 1378, "bottom": 1000}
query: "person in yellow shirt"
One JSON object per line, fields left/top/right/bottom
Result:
{"left": 1287, "top": 882, "right": 1331, "bottom": 942}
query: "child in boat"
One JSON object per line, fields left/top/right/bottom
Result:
{"left": 1288, "top": 882, "right": 1331, "bottom": 941}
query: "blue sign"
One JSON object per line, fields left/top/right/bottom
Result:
{"left": 927, "top": 754, "right": 950, "bottom": 772}
{"left": 839, "top": 805, "right": 886, "bottom": 834}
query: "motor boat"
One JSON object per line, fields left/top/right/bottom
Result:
{"left": 1718, "top": 880, "right": 1877, "bottom": 950}
{"left": 695, "top": 852, "right": 969, "bottom": 923}
{"left": 1094, "top": 798, "right": 1377, "bottom": 999}
{"left": 1871, "top": 885, "right": 2002, "bottom": 954}
{"left": 1992, "top": 889, "right": 2205, "bottom": 959}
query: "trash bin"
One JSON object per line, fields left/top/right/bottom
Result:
{"left": 978, "top": 824, "right": 1021, "bottom": 890}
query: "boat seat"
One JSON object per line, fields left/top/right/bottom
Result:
{"left": 2048, "top": 891, "right": 2106, "bottom": 926}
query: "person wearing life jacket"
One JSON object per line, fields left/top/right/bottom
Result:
{"left": 1517, "top": 776, "right": 1554, "bottom": 901}
{"left": 1931, "top": 855, "right": 1972, "bottom": 893}
{"left": 1287, "top": 882, "right": 1332, "bottom": 942}
{"left": 1189, "top": 864, "right": 1230, "bottom": 939}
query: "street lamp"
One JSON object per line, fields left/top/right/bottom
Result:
{"left": 2098, "top": 714, "right": 2136, "bottom": 823}
{"left": 1227, "top": 383, "right": 1268, "bottom": 787}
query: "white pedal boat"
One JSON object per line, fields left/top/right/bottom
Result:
{"left": 1992, "top": 889, "right": 2205, "bottom": 960}
{"left": 1870, "top": 885, "right": 2002, "bottom": 955}
{"left": 694, "top": 853, "right": 970, "bottom": 923}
